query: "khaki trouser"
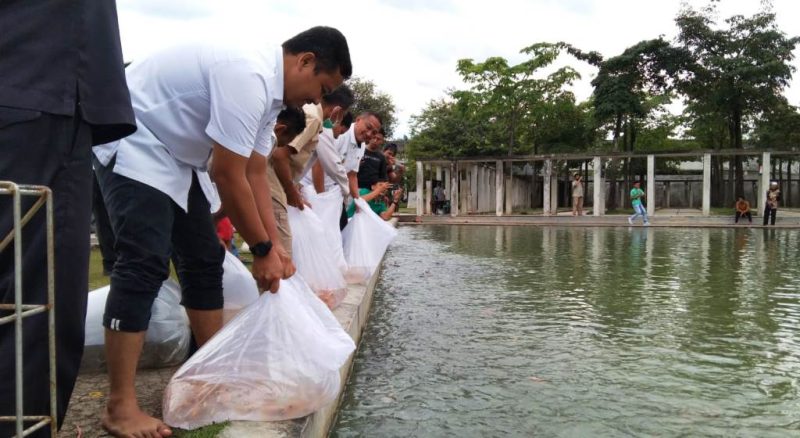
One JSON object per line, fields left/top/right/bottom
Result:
{"left": 272, "top": 199, "right": 292, "bottom": 256}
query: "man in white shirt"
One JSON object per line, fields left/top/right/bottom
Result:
{"left": 92, "top": 26, "right": 352, "bottom": 438}
{"left": 302, "top": 112, "right": 353, "bottom": 197}
{"left": 267, "top": 86, "right": 354, "bottom": 252}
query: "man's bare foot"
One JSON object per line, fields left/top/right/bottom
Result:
{"left": 102, "top": 398, "right": 172, "bottom": 438}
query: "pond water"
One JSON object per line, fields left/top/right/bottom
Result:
{"left": 332, "top": 226, "right": 800, "bottom": 437}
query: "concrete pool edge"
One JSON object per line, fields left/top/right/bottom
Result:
{"left": 399, "top": 214, "right": 800, "bottom": 229}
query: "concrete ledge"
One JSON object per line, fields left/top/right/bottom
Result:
{"left": 400, "top": 214, "right": 800, "bottom": 229}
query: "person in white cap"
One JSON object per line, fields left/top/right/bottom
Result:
{"left": 763, "top": 181, "right": 781, "bottom": 226}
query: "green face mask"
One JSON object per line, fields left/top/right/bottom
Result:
{"left": 323, "top": 119, "right": 334, "bottom": 129}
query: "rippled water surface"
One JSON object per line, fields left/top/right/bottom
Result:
{"left": 331, "top": 226, "right": 800, "bottom": 437}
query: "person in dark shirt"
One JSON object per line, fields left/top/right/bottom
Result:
{"left": 0, "top": 2, "right": 135, "bottom": 437}
{"left": 357, "top": 128, "right": 388, "bottom": 189}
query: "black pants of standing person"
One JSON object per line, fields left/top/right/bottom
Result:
{"left": 735, "top": 211, "right": 752, "bottom": 224}
{"left": 763, "top": 205, "right": 777, "bottom": 226}
{"left": 0, "top": 107, "right": 93, "bottom": 437}
{"left": 93, "top": 173, "right": 117, "bottom": 275}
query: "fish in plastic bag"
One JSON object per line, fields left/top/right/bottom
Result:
{"left": 221, "top": 250, "right": 259, "bottom": 323}
{"left": 162, "top": 275, "right": 356, "bottom": 429}
{"left": 341, "top": 198, "right": 398, "bottom": 284}
{"left": 287, "top": 205, "right": 348, "bottom": 309}
{"left": 82, "top": 279, "right": 190, "bottom": 372}
{"left": 302, "top": 186, "right": 348, "bottom": 274}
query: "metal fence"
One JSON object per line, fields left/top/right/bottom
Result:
{"left": 0, "top": 182, "right": 57, "bottom": 437}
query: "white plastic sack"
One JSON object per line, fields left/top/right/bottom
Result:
{"left": 162, "top": 275, "right": 355, "bottom": 429}
{"left": 82, "top": 279, "right": 190, "bottom": 372}
{"left": 287, "top": 206, "right": 348, "bottom": 309}
{"left": 303, "top": 187, "right": 348, "bottom": 274}
{"left": 222, "top": 251, "right": 259, "bottom": 323}
{"left": 341, "top": 198, "right": 398, "bottom": 284}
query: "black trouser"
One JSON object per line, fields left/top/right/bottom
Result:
{"left": 339, "top": 205, "right": 349, "bottom": 231}
{"left": 92, "top": 173, "right": 117, "bottom": 274}
{"left": 763, "top": 205, "right": 777, "bottom": 226}
{"left": 0, "top": 106, "right": 92, "bottom": 437}
{"left": 735, "top": 211, "right": 752, "bottom": 223}
{"left": 93, "top": 156, "right": 224, "bottom": 333}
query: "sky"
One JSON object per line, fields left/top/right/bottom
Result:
{"left": 117, "top": 0, "right": 800, "bottom": 138}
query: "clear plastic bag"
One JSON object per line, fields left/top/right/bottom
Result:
{"left": 341, "top": 198, "right": 398, "bottom": 284}
{"left": 303, "top": 186, "right": 348, "bottom": 274}
{"left": 221, "top": 250, "right": 259, "bottom": 323}
{"left": 82, "top": 279, "right": 190, "bottom": 372}
{"left": 162, "top": 275, "right": 355, "bottom": 429}
{"left": 288, "top": 206, "right": 348, "bottom": 309}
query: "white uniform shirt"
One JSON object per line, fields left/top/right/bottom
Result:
{"left": 340, "top": 125, "right": 365, "bottom": 174}
{"left": 299, "top": 128, "right": 350, "bottom": 195}
{"left": 93, "top": 44, "right": 284, "bottom": 211}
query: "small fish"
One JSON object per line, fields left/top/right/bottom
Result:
{"left": 528, "top": 376, "right": 547, "bottom": 383}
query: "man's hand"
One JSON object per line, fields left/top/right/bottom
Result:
{"left": 393, "top": 188, "right": 404, "bottom": 203}
{"left": 374, "top": 181, "right": 390, "bottom": 195}
{"left": 273, "top": 244, "right": 296, "bottom": 279}
{"left": 251, "top": 250, "right": 283, "bottom": 293}
{"left": 286, "top": 186, "right": 305, "bottom": 210}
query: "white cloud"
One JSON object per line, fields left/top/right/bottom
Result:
{"left": 117, "top": 0, "right": 800, "bottom": 138}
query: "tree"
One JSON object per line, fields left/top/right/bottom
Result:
{"left": 456, "top": 42, "right": 581, "bottom": 156}
{"left": 346, "top": 77, "right": 398, "bottom": 137}
{"left": 675, "top": 2, "right": 800, "bottom": 198}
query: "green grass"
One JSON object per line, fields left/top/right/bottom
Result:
{"left": 174, "top": 422, "right": 230, "bottom": 438}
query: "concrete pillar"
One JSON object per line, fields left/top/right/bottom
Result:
{"left": 435, "top": 165, "right": 442, "bottom": 182}
{"left": 443, "top": 167, "right": 450, "bottom": 200}
{"left": 543, "top": 160, "right": 552, "bottom": 216}
{"left": 470, "top": 165, "right": 478, "bottom": 213}
{"left": 702, "top": 153, "right": 711, "bottom": 216}
{"left": 666, "top": 181, "right": 671, "bottom": 208}
{"left": 425, "top": 164, "right": 433, "bottom": 215}
{"left": 593, "top": 156, "right": 603, "bottom": 216}
{"left": 647, "top": 154, "right": 656, "bottom": 217}
{"left": 416, "top": 161, "right": 424, "bottom": 215}
{"left": 550, "top": 171, "right": 559, "bottom": 216}
{"left": 759, "top": 152, "right": 771, "bottom": 216}
{"left": 451, "top": 161, "right": 459, "bottom": 217}
{"left": 495, "top": 160, "right": 504, "bottom": 216}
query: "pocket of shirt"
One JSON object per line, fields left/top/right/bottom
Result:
{"left": 0, "top": 106, "right": 42, "bottom": 130}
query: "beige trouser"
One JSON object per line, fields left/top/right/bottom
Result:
{"left": 272, "top": 199, "right": 292, "bottom": 256}
{"left": 573, "top": 196, "right": 584, "bottom": 214}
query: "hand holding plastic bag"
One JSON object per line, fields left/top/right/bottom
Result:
{"left": 162, "top": 275, "right": 356, "bottom": 429}
{"left": 341, "top": 198, "right": 398, "bottom": 284}
{"left": 288, "top": 206, "right": 348, "bottom": 309}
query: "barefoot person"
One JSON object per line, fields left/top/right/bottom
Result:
{"left": 92, "top": 27, "right": 352, "bottom": 437}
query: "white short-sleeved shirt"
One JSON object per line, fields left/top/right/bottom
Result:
{"left": 340, "top": 126, "right": 365, "bottom": 174}
{"left": 93, "top": 44, "right": 284, "bottom": 211}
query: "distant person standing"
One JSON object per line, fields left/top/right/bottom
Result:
{"left": 0, "top": 2, "right": 136, "bottom": 436}
{"left": 763, "top": 181, "right": 781, "bottom": 226}
{"left": 572, "top": 174, "right": 584, "bottom": 216}
{"left": 734, "top": 196, "right": 752, "bottom": 224}
{"left": 627, "top": 181, "right": 649, "bottom": 226}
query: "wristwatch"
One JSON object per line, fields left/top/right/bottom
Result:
{"left": 251, "top": 240, "right": 273, "bottom": 257}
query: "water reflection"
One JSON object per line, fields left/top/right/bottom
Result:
{"left": 334, "top": 226, "right": 800, "bottom": 437}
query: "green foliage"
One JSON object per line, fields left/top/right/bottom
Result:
{"left": 347, "top": 77, "right": 397, "bottom": 137}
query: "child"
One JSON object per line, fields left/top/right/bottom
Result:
{"left": 627, "top": 181, "right": 649, "bottom": 225}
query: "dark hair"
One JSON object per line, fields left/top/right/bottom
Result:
{"left": 340, "top": 112, "right": 354, "bottom": 129}
{"left": 322, "top": 84, "right": 354, "bottom": 109}
{"left": 378, "top": 127, "right": 386, "bottom": 137}
{"left": 358, "top": 111, "right": 383, "bottom": 127}
{"left": 383, "top": 143, "right": 398, "bottom": 154}
{"left": 277, "top": 106, "right": 306, "bottom": 138}
{"left": 282, "top": 26, "right": 352, "bottom": 79}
